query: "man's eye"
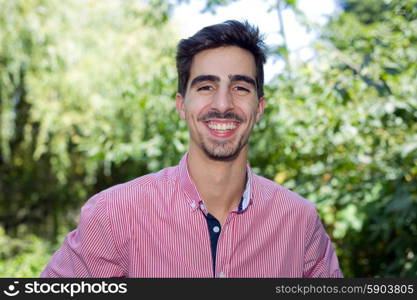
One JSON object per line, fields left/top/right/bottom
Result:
{"left": 236, "top": 86, "right": 249, "bottom": 91}
{"left": 233, "top": 86, "right": 250, "bottom": 94}
{"left": 197, "top": 86, "right": 214, "bottom": 91}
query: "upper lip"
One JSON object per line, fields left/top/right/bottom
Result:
{"left": 204, "top": 119, "right": 240, "bottom": 123}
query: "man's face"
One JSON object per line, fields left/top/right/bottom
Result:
{"left": 176, "top": 46, "right": 266, "bottom": 161}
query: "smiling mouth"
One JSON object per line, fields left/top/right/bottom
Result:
{"left": 204, "top": 120, "right": 240, "bottom": 137}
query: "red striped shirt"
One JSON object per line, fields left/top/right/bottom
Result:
{"left": 41, "top": 153, "right": 343, "bottom": 278}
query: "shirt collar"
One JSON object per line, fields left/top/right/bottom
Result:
{"left": 239, "top": 172, "right": 251, "bottom": 212}
{"left": 178, "top": 152, "right": 254, "bottom": 212}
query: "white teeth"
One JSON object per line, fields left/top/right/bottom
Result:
{"left": 207, "top": 122, "right": 237, "bottom": 131}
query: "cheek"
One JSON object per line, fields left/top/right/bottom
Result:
{"left": 184, "top": 109, "right": 200, "bottom": 128}
{"left": 188, "top": 102, "right": 210, "bottom": 119}
{"left": 243, "top": 103, "right": 260, "bottom": 119}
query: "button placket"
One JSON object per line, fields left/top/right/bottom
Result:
{"left": 215, "top": 213, "right": 236, "bottom": 278}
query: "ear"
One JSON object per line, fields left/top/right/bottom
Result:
{"left": 255, "top": 96, "right": 266, "bottom": 122}
{"left": 176, "top": 93, "right": 186, "bottom": 120}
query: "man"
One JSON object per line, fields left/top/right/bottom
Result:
{"left": 41, "top": 20, "right": 342, "bottom": 278}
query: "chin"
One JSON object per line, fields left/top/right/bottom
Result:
{"left": 201, "top": 142, "right": 244, "bottom": 162}
{"left": 204, "top": 150, "right": 240, "bottom": 161}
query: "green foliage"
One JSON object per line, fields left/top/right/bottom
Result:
{"left": 0, "top": 0, "right": 182, "bottom": 239}
{"left": 0, "top": 227, "right": 56, "bottom": 277}
{"left": 249, "top": 0, "right": 417, "bottom": 277}
{"left": 201, "top": 0, "right": 297, "bottom": 14}
{"left": 338, "top": 0, "right": 389, "bottom": 24}
{"left": 200, "top": 0, "right": 240, "bottom": 14}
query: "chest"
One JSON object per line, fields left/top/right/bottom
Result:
{"left": 126, "top": 208, "right": 305, "bottom": 277}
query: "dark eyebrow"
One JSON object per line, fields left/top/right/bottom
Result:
{"left": 229, "top": 74, "right": 256, "bottom": 88}
{"left": 189, "top": 75, "right": 220, "bottom": 89}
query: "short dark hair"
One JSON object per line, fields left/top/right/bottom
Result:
{"left": 176, "top": 20, "right": 267, "bottom": 98}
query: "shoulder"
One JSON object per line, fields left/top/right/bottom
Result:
{"left": 102, "top": 164, "right": 177, "bottom": 197}
{"left": 252, "top": 174, "right": 316, "bottom": 214}
{"left": 86, "top": 164, "right": 179, "bottom": 214}
{"left": 77, "top": 164, "right": 179, "bottom": 238}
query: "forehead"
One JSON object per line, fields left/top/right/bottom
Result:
{"left": 189, "top": 46, "right": 256, "bottom": 81}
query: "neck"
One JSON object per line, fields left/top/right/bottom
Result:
{"left": 187, "top": 144, "right": 248, "bottom": 225}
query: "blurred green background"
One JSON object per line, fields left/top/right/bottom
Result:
{"left": 1, "top": 0, "right": 416, "bottom": 277}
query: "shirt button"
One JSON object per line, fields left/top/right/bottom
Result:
{"left": 219, "top": 272, "right": 226, "bottom": 278}
{"left": 200, "top": 203, "right": 205, "bottom": 210}
{"left": 190, "top": 202, "right": 196, "bottom": 209}
{"left": 212, "top": 226, "right": 220, "bottom": 233}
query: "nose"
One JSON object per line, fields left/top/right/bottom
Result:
{"left": 210, "top": 85, "right": 234, "bottom": 113}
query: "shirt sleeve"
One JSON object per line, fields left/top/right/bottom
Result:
{"left": 40, "top": 192, "right": 126, "bottom": 278}
{"left": 303, "top": 206, "right": 343, "bottom": 278}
